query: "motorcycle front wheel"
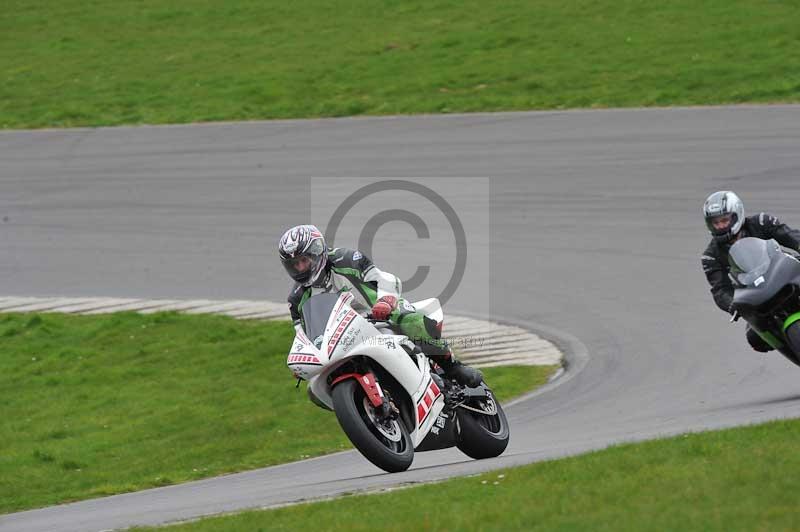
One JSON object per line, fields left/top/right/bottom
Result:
{"left": 455, "top": 389, "right": 510, "bottom": 459}
{"left": 782, "top": 322, "right": 800, "bottom": 366}
{"left": 331, "top": 378, "right": 414, "bottom": 473}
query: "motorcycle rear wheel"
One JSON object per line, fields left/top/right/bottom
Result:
{"left": 332, "top": 379, "right": 414, "bottom": 473}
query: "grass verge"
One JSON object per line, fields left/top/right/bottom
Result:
{"left": 0, "top": 311, "right": 554, "bottom": 514}
{"left": 136, "top": 418, "right": 800, "bottom": 531}
{"left": 1, "top": 0, "right": 799, "bottom": 128}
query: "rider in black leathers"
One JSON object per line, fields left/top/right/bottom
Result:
{"left": 702, "top": 191, "right": 800, "bottom": 352}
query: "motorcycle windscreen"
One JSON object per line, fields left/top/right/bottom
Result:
{"left": 302, "top": 293, "right": 341, "bottom": 348}
{"left": 728, "top": 238, "right": 781, "bottom": 286}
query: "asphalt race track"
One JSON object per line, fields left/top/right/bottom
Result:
{"left": 2, "top": 105, "right": 800, "bottom": 531}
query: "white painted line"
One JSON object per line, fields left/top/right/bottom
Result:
{"left": 0, "top": 298, "right": 97, "bottom": 313}
{"left": 461, "top": 349, "right": 562, "bottom": 364}
{"left": 137, "top": 301, "right": 210, "bottom": 314}
{"left": 51, "top": 298, "right": 143, "bottom": 314}
{"left": 473, "top": 356, "right": 561, "bottom": 368}
{"left": 0, "top": 297, "right": 59, "bottom": 310}
{"left": 458, "top": 344, "right": 556, "bottom": 358}
{"left": 183, "top": 301, "right": 268, "bottom": 314}
{"left": 81, "top": 300, "right": 181, "bottom": 314}
{"left": 0, "top": 297, "right": 54, "bottom": 310}
{"left": 446, "top": 330, "right": 533, "bottom": 345}
{"left": 445, "top": 322, "right": 530, "bottom": 336}
{"left": 445, "top": 326, "right": 511, "bottom": 338}
{"left": 107, "top": 300, "right": 214, "bottom": 314}
{"left": 222, "top": 305, "right": 288, "bottom": 318}
{"left": 236, "top": 310, "right": 293, "bottom": 320}
{"left": 459, "top": 337, "right": 553, "bottom": 353}
{"left": 232, "top": 311, "right": 289, "bottom": 320}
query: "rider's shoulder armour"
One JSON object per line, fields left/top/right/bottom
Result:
{"left": 328, "top": 247, "right": 374, "bottom": 278}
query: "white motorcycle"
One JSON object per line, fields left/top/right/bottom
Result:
{"left": 287, "top": 292, "right": 510, "bottom": 472}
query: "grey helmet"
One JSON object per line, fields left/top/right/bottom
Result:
{"left": 703, "top": 191, "right": 744, "bottom": 244}
{"left": 278, "top": 224, "right": 328, "bottom": 286}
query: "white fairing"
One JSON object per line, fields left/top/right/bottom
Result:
{"left": 286, "top": 325, "right": 328, "bottom": 380}
{"left": 287, "top": 292, "right": 446, "bottom": 447}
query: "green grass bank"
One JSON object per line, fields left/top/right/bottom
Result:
{"left": 138, "top": 418, "right": 800, "bottom": 532}
{"left": 1, "top": 0, "right": 798, "bottom": 128}
{"left": 0, "top": 311, "right": 554, "bottom": 513}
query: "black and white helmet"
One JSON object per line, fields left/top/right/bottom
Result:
{"left": 278, "top": 224, "right": 328, "bottom": 286}
{"left": 703, "top": 191, "right": 745, "bottom": 244}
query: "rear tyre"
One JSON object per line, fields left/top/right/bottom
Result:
{"left": 331, "top": 379, "right": 414, "bottom": 473}
{"left": 456, "top": 389, "right": 510, "bottom": 459}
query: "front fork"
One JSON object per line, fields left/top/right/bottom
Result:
{"left": 331, "top": 371, "right": 399, "bottom": 419}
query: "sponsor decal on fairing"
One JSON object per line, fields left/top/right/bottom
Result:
{"left": 328, "top": 310, "right": 358, "bottom": 355}
{"left": 415, "top": 379, "right": 442, "bottom": 426}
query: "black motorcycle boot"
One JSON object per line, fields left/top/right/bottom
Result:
{"left": 437, "top": 352, "right": 484, "bottom": 387}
